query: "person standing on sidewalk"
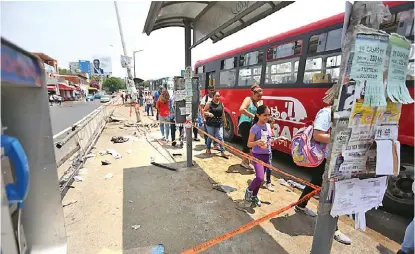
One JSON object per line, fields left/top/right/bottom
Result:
{"left": 145, "top": 92, "right": 154, "bottom": 116}
{"left": 244, "top": 105, "right": 274, "bottom": 207}
{"left": 294, "top": 106, "right": 351, "bottom": 245}
{"left": 200, "top": 86, "right": 217, "bottom": 145}
{"left": 156, "top": 90, "right": 170, "bottom": 141}
{"left": 238, "top": 84, "right": 263, "bottom": 169}
{"left": 203, "top": 91, "right": 228, "bottom": 159}
{"left": 169, "top": 93, "right": 184, "bottom": 147}
{"left": 154, "top": 86, "right": 162, "bottom": 121}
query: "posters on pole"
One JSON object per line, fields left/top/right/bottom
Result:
{"left": 386, "top": 35, "right": 414, "bottom": 103}
{"left": 331, "top": 176, "right": 387, "bottom": 217}
{"left": 350, "top": 32, "right": 388, "bottom": 107}
{"left": 92, "top": 55, "right": 112, "bottom": 76}
{"left": 120, "top": 55, "right": 132, "bottom": 68}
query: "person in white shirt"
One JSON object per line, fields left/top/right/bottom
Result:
{"left": 145, "top": 93, "right": 154, "bottom": 116}
{"left": 200, "top": 87, "right": 219, "bottom": 148}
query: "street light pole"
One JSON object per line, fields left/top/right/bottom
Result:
{"left": 133, "top": 50, "right": 143, "bottom": 79}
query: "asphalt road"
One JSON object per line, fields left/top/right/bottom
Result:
{"left": 49, "top": 100, "right": 102, "bottom": 135}
{"left": 227, "top": 137, "right": 412, "bottom": 244}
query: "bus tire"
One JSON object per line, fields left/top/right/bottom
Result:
{"left": 382, "top": 163, "right": 414, "bottom": 217}
{"left": 223, "top": 112, "right": 235, "bottom": 142}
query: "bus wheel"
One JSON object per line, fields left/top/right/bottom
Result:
{"left": 382, "top": 163, "right": 414, "bottom": 217}
{"left": 223, "top": 112, "right": 234, "bottom": 141}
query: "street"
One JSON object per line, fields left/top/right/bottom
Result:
{"left": 49, "top": 100, "right": 102, "bottom": 135}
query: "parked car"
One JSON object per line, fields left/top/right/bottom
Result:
{"left": 94, "top": 94, "right": 102, "bottom": 99}
{"left": 86, "top": 95, "right": 95, "bottom": 101}
{"left": 100, "top": 95, "right": 111, "bottom": 103}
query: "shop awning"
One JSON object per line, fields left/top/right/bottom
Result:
{"left": 143, "top": 1, "right": 294, "bottom": 48}
{"left": 58, "top": 83, "right": 74, "bottom": 91}
{"left": 47, "top": 85, "right": 56, "bottom": 91}
{"left": 88, "top": 86, "right": 98, "bottom": 91}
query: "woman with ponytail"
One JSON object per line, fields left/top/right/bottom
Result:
{"left": 238, "top": 83, "right": 264, "bottom": 170}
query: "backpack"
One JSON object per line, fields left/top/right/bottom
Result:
{"left": 291, "top": 122, "right": 327, "bottom": 168}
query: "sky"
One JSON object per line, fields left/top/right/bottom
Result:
{"left": 1, "top": 0, "right": 345, "bottom": 80}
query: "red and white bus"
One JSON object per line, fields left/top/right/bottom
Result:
{"left": 195, "top": 1, "right": 414, "bottom": 213}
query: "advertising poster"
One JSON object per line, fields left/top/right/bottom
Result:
{"left": 78, "top": 60, "right": 91, "bottom": 77}
{"left": 120, "top": 55, "right": 132, "bottom": 68}
{"left": 92, "top": 55, "right": 112, "bottom": 76}
{"left": 350, "top": 32, "right": 388, "bottom": 106}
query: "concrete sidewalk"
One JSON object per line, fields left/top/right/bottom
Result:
{"left": 62, "top": 105, "right": 401, "bottom": 254}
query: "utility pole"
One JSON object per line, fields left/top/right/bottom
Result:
{"left": 311, "top": 2, "right": 387, "bottom": 253}
{"left": 114, "top": 1, "right": 141, "bottom": 122}
{"left": 184, "top": 20, "right": 193, "bottom": 168}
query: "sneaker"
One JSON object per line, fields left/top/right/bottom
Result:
{"left": 241, "top": 161, "right": 251, "bottom": 169}
{"left": 295, "top": 206, "right": 317, "bottom": 217}
{"left": 244, "top": 188, "right": 253, "bottom": 204}
{"left": 251, "top": 196, "right": 262, "bottom": 207}
{"left": 334, "top": 230, "right": 352, "bottom": 245}
{"left": 172, "top": 141, "right": 177, "bottom": 147}
{"left": 194, "top": 138, "right": 201, "bottom": 141}
{"left": 265, "top": 183, "right": 275, "bottom": 192}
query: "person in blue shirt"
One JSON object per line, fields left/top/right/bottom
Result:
{"left": 154, "top": 86, "right": 162, "bottom": 120}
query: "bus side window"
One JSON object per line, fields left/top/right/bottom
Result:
{"left": 304, "top": 57, "right": 323, "bottom": 83}
{"left": 265, "top": 58, "right": 299, "bottom": 84}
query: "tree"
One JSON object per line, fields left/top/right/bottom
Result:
{"left": 59, "top": 68, "right": 70, "bottom": 74}
{"left": 143, "top": 80, "right": 150, "bottom": 88}
{"left": 102, "top": 77, "right": 126, "bottom": 93}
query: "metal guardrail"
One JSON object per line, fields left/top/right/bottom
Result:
{"left": 53, "top": 98, "right": 119, "bottom": 193}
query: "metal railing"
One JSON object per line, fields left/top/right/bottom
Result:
{"left": 53, "top": 98, "right": 119, "bottom": 193}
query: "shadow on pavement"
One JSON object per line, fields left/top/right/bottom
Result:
{"left": 376, "top": 244, "right": 396, "bottom": 254}
{"left": 270, "top": 212, "right": 315, "bottom": 237}
{"left": 122, "top": 161, "right": 288, "bottom": 254}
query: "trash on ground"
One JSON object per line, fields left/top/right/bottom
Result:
{"left": 287, "top": 180, "right": 305, "bottom": 190}
{"left": 127, "top": 149, "right": 133, "bottom": 154}
{"left": 131, "top": 224, "right": 141, "bottom": 230}
{"left": 74, "top": 175, "right": 83, "bottom": 182}
{"left": 104, "top": 173, "right": 114, "bottom": 179}
{"left": 213, "top": 184, "right": 237, "bottom": 193}
{"left": 86, "top": 153, "right": 95, "bottom": 158}
{"left": 99, "top": 151, "right": 108, "bottom": 156}
{"left": 124, "top": 122, "right": 136, "bottom": 127}
{"left": 109, "top": 116, "right": 125, "bottom": 122}
{"left": 63, "top": 200, "right": 78, "bottom": 207}
{"left": 129, "top": 200, "right": 133, "bottom": 203}
{"left": 151, "top": 162, "right": 177, "bottom": 171}
{"left": 279, "top": 178, "right": 290, "bottom": 187}
{"left": 111, "top": 136, "right": 129, "bottom": 144}
{"left": 107, "top": 148, "right": 122, "bottom": 159}
{"left": 101, "top": 160, "right": 111, "bottom": 165}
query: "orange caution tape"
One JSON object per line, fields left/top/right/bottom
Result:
{"left": 181, "top": 188, "right": 320, "bottom": 254}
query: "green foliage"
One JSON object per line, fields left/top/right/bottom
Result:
{"left": 102, "top": 77, "right": 126, "bottom": 93}
{"left": 59, "top": 68, "right": 70, "bottom": 74}
{"left": 143, "top": 80, "right": 150, "bottom": 87}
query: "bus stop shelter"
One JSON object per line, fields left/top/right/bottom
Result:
{"left": 143, "top": 1, "right": 294, "bottom": 166}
